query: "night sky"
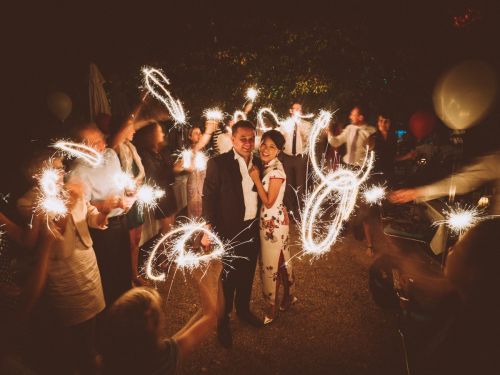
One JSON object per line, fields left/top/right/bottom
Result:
{"left": 3, "top": 0, "right": 500, "bottom": 190}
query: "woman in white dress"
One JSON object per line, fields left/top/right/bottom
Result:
{"left": 249, "top": 130, "right": 296, "bottom": 324}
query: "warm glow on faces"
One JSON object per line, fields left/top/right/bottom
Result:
{"left": 377, "top": 116, "right": 391, "bottom": 133}
{"left": 349, "top": 108, "right": 364, "bottom": 125}
{"left": 259, "top": 137, "right": 279, "bottom": 164}
{"left": 154, "top": 124, "right": 165, "bottom": 146}
{"left": 290, "top": 103, "right": 302, "bottom": 116}
{"left": 189, "top": 127, "right": 202, "bottom": 145}
{"left": 81, "top": 128, "right": 107, "bottom": 152}
{"left": 125, "top": 123, "right": 136, "bottom": 142}
{"left": 232, "top": 127, "right": 255, "bottom": 160}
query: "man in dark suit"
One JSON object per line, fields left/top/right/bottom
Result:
{"left": 201, "top": 120, "right": 263, "bottom": 349}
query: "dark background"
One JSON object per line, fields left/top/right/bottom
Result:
{"left": 2, "top": 0, "right": 500, "bottom": 192}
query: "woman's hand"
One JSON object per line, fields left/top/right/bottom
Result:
{"left": 249, "top": 166, "right": 260, "bottom": 183}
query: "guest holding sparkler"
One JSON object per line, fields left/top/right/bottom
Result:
{"left": 110, "top": 117, "right": 147, "bottom": 286}
{"left": 69, "top": 123, "right": 134, "bottom": 306}
{"left": 249, "top": 130, "right": 296, "bottom": 324}
{"left": 201, "top": 120, "right": 264, "bottom": 349}
{"left": 101, "top": 270, "right": 217, "bottom": 375}
{"left": 328, "top": 106, "right": 377, "bottom": 255}
{"left": 135, "top": 123, "right": 181, "bottom": 235}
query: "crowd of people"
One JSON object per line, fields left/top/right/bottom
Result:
{"left": 0, "top": 93, "right": 498, "bottom": 374}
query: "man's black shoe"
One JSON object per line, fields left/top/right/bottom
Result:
{"left": 237, "top": 311, "right": 264, "bottom": 328}
{"left": 217, "top": 320, "right": 232, "bottom": 349}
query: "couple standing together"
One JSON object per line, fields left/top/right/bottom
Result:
{"left": 201, "top": 120, "right": 296, "bottom": 348}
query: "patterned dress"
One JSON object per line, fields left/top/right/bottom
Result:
{"left": 259, "top": 158, "right": 294, "bottom": 305}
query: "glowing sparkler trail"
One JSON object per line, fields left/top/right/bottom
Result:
{"left": 145, "top": 221, "right": 225, "bottom": 281}
{"left": 363, "top": 185, "right": 386, "bottom": 205}
{"left": 300, "top": 110, "right": 374, "bottom": 256}
{"left": 142, "top": 66, "right": 187, "bottom": 125}
{"left": 179, "top": 149, "right": 208, "bottom": 171}
{"left": 245, "top": 87, "right": 258, "bottom": 102}
{"left": 35, "top": 167, "right": 68, "bottom": 219}
{"left": 53, "top": 141, "right": 103, "bottom": 167}
{"left": 232, "top": 110, "right": 247, "bottom": 122}
{"left": 203, "top": 108, "right": 224, "bottom": 122}
{"left": 256, "top": 107, "right": 282, "bottom": 132}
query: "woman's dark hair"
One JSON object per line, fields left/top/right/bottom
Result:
{"left": 261, "top": 129, "right": 286, "bottom": 150}
{"left": 134, "top": 122, "right": 161, "bottom": 151}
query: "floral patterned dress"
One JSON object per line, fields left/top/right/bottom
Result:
{"left": 259, "top": 158, "right": 294, "bottom": 305}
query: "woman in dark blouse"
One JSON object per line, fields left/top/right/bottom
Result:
{"left": 135, "top": 123, "right": 181, "bottom": 234}
{"left": 373, "top": 113, "right": 397, "bottom": 186}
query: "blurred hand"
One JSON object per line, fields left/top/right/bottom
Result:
{"left": 205, "top": 120, "right": 218, "bottom": 134}
{"left": 101, "top": 196, "right": 122, "bottom": 215}
{"left": 64, "top": 182, "right": 84, "bottom": 210}
{"left": 248, "top": 166, "right": 260, "bottom": 183}
{"left": 389, "top": 189, "right": 420, "bottom": 204}
{"left": 243, "top": 102, "right": 253, "bottom": 114}
{"left": 120, "top": 195, "right": 137, "bottom": 212}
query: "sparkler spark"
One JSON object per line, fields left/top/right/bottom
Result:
{"left": 53, "top": 141, "right": 103, "bottom": 167}
{"left": 232, "top": 110, "right": 247, "bottom": 122}
{"left": 135, "top": 183, "right": 165, "bottom": 210}
{"left": 145, "top": 221, "right": 226, "bottom": 281}
{"left": 256, "top": 107, "right": 282, "bottom": 132}
{"left": 142, "top": 66, "right": 187, "bottom": 125}
{"left": 363, "top": 185, "right": 386, "bottom": 205}
{"left": 245, "top": 87, "right": 258, "bottom": 102}
{"left": 435, "top": 204, "right": 483, "bottom": 235}
{"left": 299, "top": 110, "right": 374, "bottom": 257}
{"left": 113, "top": 171, "right": 135, "bottom": 191}
{"left": 179, "top": 149, "right": 207, "bottom": 171}
{"left": 203, "top": 108, "right": 224, "bottom": 122}
{"left": 35, "top": 167, "right": 68, "bottom": 219}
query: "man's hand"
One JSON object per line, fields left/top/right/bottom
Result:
{"left": 200, "top": 224, "right": 213, "bottom": 250}
{"left": 389, "top": 188, "right": 421, "bottom": 204}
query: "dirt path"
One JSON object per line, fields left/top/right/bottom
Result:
{"left": 159, "top": 223, "right": 405, "bottom": 375}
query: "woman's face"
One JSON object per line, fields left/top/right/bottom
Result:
{"left": 189, "top": 127, "right": 202, "bottom": 145}
{"left": 377, "top": 116, "right": 391, "bottom": 133}
{"left": 259, "top": 137, "right": 279, "bottom": 164}
{"left": 125, "top": 122, "right": 136, "bottom": 142}
{"left": 154, "top": 124, "right": 165, "bottom": 146}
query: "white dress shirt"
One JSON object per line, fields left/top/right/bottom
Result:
{"left": 328, "top": 124, "right": 376, "bottom": 166}
{"left": 233, "top": 149, "right": 258, "bottom": 221}
{"left": 69, "top": 148, "right": 125, "bottom": 217}
{"left": 281, "top": 118, "right": 312, "bottom": 156}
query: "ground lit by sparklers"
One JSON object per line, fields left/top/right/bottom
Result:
{"left": 142, "top": 66, "right": 187, "bottom": 126}
{"left": 52, "top": 140, "right": 103, "bottom": 167}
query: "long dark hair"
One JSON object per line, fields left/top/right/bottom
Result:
{"left": 134, "top": 122, "right": 161, "bottom": 151}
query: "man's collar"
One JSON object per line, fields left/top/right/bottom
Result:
{"left": 233, "top": 148, "right": 253, "bottom": 167}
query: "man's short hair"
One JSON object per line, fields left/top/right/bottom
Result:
{"left": 232, "top": 120, "right": 256, "bottom": 135}
{"left": 71, "top": 122, "right": 100, "bottom": 142}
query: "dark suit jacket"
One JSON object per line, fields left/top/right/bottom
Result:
{"left": 202, "top": 149, "right": 262, "bottom": 241}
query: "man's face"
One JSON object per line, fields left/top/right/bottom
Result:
{"left": 290, "top": 103, "right": 302, "bottom": 116}
{"left": 349, "top": 108, "right": 364, "bottom": 125}
{"left": 377, "top": 116, "right": 391, "bottom": 132}
{"left": 81, "top": 128, "right": 106, "bottom": 152}
{"left": 232, "top": 127, "right": 255, "bottom": 159}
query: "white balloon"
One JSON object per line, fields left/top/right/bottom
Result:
{"left": 47, "top": 92, "right": 73, "bottom": 122}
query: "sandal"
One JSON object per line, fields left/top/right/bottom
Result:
{"left": 279, "top": 296, "right": 298, "bottom": 311}
{"left": 264, "top": 316, "right": 275, "bottom": 325}
{"left": 366, "top": 246, "right": 374, "bottom": 257}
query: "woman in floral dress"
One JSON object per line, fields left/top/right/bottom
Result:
{"left": 249, "top": 130, "right": 296, "bottom": 324}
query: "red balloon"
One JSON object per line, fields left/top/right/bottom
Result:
{"left": 409, "top": 111, "right": 438, "bottom": 141}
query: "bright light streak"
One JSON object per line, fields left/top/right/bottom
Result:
{"left": 179, "top": 149, "right": 207, "bottom": 171}
{"left": 436, "top": 204, "right": 483, "bottom": 235}
{"left": 194, "top": 151, "right": 207, "bottom": 171}
{"left": 300, "top": 110, "right": 374, "bottom": 257}
{"left": 257, "top": 107, "right": 282, "bottom": 132}
{"left": 136, "top": 183, "right": 165, "bottom": 211}
{"left": 145, "top": 221, "right": 226, "bottom": 281}
{"left": 35, "top": 167, "right": 68, "bottom": 219}
{"left": 113, "top": 171, "right": 135, "bottom": 191}
{"left": 363, "top": 185, "right": 386, "bottom": 205}
{"left": 245, "top": 87, "right": 258, "bottom": 102}
{"left": 203, "top": 108, "right": 224, "bottom": 122}
{"left": 142, "top": 66, "right": 187, "bottom": 125}
{"left": 233, "top": 110, "right": 247, "bottom": 122}
{"left": 53, "top": 140, "right": 103, "bottom": 167}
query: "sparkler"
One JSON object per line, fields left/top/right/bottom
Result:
{"left": 203, "top": 107, "right": 224, "bottom": 122}
{"left": 363, "top": 185, "right": 387, "bottom": 205}
{"left": 256, "top": 107, "right": 282, "bottom": 132}
{"left": 300, "top": 110, "right": 374, "bottom": 257}
{"left": 145, "top": 221, "right": 226, "bottom": 281}
{"left": 142, "top": 66, "right": 187, "bottom": 125}
{"left": 435, "top": 204, "right": 483, "bottom": 235}
{"left": 135, "top": 183, "right": 165, "bottom": 211}
{"left": 113, "top": 171, "right": 135, "bottom": 191}
{"left": 233, "top": 110, "right": 247, "bottom": 122}
{"left": 35, "top": 167, "right": 68, "bottom": 219}
{"left": 179, "top": 149, "right": 208, "bottom": 171}
{"left": 245, "top": 87, "right": 258, "bottom": 102}
{"left": 53, "top": 141, "right": 103, "bottom": 167}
